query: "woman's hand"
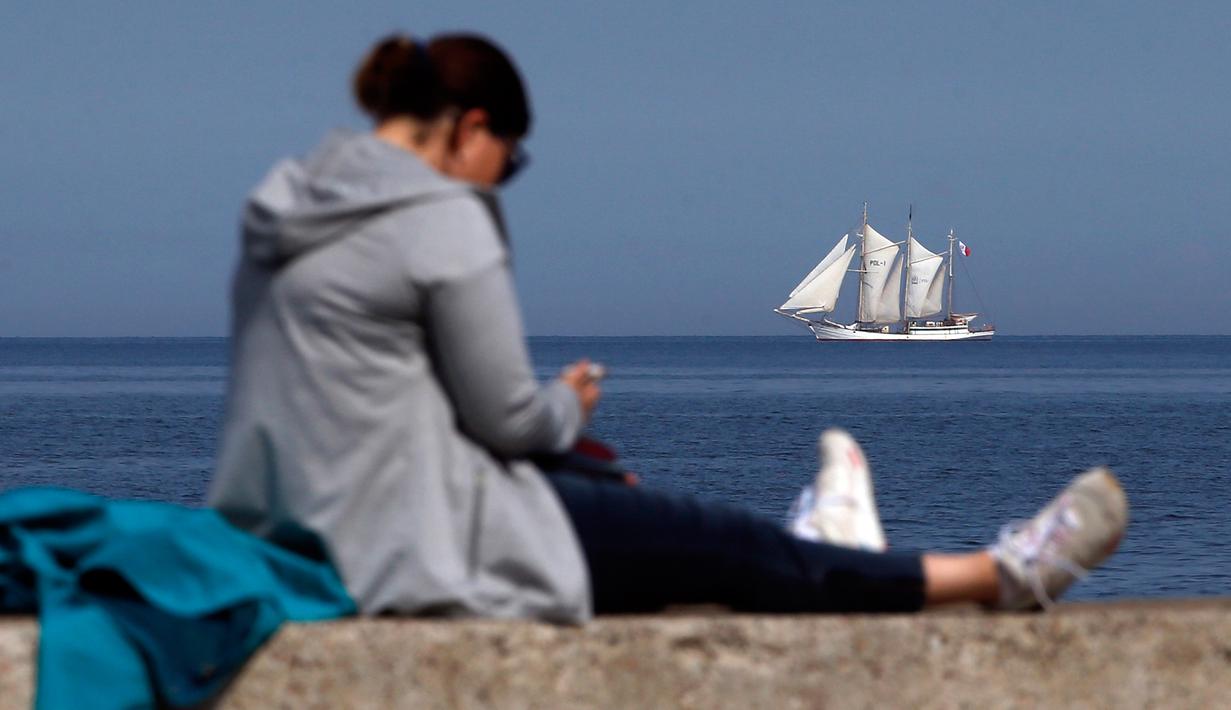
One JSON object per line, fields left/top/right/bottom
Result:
{"left": 560, "top": 359, "right": 603, "bottom": 422}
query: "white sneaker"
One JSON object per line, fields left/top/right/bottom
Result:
{"left": 787, "top": 429, "right": 886, "bottom": 552}
{"left": 991, "top": 467, "right": 1128, "bottom": 610}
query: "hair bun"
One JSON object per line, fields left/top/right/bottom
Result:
{"left": 352, "top": 32, "right": 531, "bottom": 138}
{"left": 353, "top": 34, "right": 443, "bottom": 120}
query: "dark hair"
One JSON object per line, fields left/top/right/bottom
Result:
{"left": 353, "top": 33, "right": 531, "bottom": 138}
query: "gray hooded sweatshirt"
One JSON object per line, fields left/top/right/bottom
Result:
{"left": 208, "top": 129, "right": 591, "bottom": 623}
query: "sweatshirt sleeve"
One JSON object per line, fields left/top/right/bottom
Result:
{"left": 424, "top": 260, "right": 583, "bottom": 458}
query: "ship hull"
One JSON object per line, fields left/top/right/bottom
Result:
{"left": 807, "top": 319, "right": 994, "bottom": 342}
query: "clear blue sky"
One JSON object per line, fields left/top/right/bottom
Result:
{"left": 2, "top": 2, "right": 1228, "bottom": 336}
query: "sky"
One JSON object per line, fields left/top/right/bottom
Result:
{"left": 2, "top": 2, "right": 1229, "bottom": 336}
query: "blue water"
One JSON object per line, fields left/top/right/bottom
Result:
{"left": 2, "top": 336, "right": 1229, "bottom": 602}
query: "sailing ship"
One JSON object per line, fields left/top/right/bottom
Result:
{"left": 775, "top": 204, "right": 994, "bottom": 341}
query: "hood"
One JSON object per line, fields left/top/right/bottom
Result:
{"left": 241, "top": 129, "right": 473, "bottom": 266}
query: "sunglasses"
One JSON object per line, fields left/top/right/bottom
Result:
{"left": 499, "top": 143, "right": 530, "bottom": 186}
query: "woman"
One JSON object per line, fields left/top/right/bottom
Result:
{"left": 209, "top": 33, "right": 1127, "bottom": 622}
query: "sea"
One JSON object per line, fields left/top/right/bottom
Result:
{"left": 2, "top": 336, "right": 1229, "bottom": 603}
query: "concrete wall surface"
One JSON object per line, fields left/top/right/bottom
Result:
{"left": 3, "top": 600, "right": 1231, "bottom": 709}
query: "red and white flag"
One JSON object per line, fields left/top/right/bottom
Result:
{"left": 959, "top": 240, "right": 971, "bottom": 257}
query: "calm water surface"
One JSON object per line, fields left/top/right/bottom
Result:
{"left": 2, "top": 336, "right": 1229, "bottom": 602}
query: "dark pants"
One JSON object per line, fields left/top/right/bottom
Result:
{"left": 546, "top": 473, "right": 926, "bottom": 614}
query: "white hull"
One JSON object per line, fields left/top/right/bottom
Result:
{"left": 805, "top": 318, "right": 994, "bottom": 342}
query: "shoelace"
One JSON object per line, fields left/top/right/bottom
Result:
{"left": 995, "top": 497, "right": 1089, "bottom": 609}
{"left": 815, "top": 493, "right": 860, "bottom": 509}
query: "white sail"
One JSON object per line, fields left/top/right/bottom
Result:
{"left": 779, "top": 245, "right": 857, "bottom": 314}
{"left": 858, "top": 223, "right": 900, "bottom": 323}
{"left": 874, "top": 254, "right": 902, "bottom": 323}
{"left": 923, "top": 260, "right": 947, "bottom": 316}
{"left": 905, "top": 237, "right": 946, "bottom": 318}
{"left": 789, "top": 235, "right": 848, "bottom": 297}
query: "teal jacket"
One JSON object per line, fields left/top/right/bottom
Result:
{"left": 0, "top": 487, "right": 355, "bottom": 709}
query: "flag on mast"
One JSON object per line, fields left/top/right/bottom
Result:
{"left": 958, "top": 240, "right": 971, "bottom": 257}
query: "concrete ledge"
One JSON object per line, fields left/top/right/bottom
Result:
{"left": 5, "top": 600, "right": 1231, "bottom": 708}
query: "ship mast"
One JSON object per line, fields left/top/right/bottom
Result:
{"left": 856, "top": 201, "right": 868, "bottom": 325}
{"left": 903, "top": 205, "right": 913, "bottom": 333}
{"left": 946, "top": 229, "right": 956, "bottom": 319}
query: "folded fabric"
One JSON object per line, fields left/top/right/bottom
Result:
{"left": 0, "top": 487, "right": 356, "bottom": 709}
